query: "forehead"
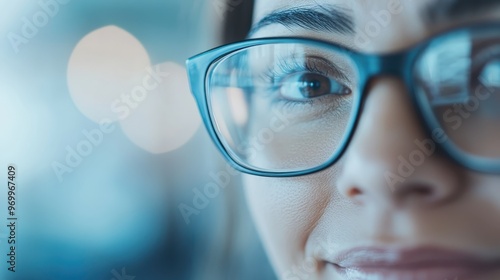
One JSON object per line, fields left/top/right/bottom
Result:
{"left": 253, "top": 0, "right": 428, "bottom": 25}
{"left": 254, "top": 0, "right": 425, "bottom": 17}
{"left": 251, "top": 0, "right": 500, "bottom": 52}
{"left": 253, "top": 0, "right": 496, "bottom": 22}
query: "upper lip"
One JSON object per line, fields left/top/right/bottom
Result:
{"left": 328, "top": 246, "right": 500, "bottom": 269}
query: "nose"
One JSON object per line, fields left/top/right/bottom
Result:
{"left": 337, "top": 78, "right": 465, "bottom": 209}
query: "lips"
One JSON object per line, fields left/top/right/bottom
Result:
{"left": 326, "top": 247, "right": 500, "bottom": 280}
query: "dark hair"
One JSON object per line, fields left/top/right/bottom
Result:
{"left": 222, "top": 0, "right": 255, "bottom": 44}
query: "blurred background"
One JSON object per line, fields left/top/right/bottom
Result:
{"left": 0, "top": 0, "right": 275, "bottom": 279}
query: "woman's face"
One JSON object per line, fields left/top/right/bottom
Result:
{"left": 243, "top": 0, "right": 500, "bottom": 279}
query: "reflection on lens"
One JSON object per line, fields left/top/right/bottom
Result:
{"left": 208, "top": 43, "right": 359, "bottom": 172}
{"left": 415, "top": 28, "right": 500, "bottom": 159}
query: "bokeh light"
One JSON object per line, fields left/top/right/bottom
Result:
{"left": 67, "top": 25, "right": 151, "bottom": 123}
{"left": 119, "top": 62, "right": 201, "bottom": 154}
{"left": 68, "top": 26, "right": 201, "bottom": 153}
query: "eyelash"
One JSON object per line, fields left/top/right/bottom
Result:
{"left": 258, "top": 56, "right": 350, "bottom": 109}
{"left": 262, "top": 55, "right": 347, "bottom": 85}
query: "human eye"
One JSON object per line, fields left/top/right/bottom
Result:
{"left": 257, "top": 55, "right": 353, "bottom": 114}
{"left": 417, "top": 32, "right": 500, "bottom": 108}
{"left": 473, "top": 43, "right": 500, "bottom": 90}
{"left": 207, "top": 44, "right": 358, "bottom": 123}
{"left": 272, "top": 56, "right": 351, "bottom": 100}
{"left": 470, "top": 44, "right": 500, "bottom": 118}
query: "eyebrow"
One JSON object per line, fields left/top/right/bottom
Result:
{"left": 424, "top": 0, "right": 500, "bottom": 24}
{"left": 248, "top": 5, "right": 355, "bottom": 37}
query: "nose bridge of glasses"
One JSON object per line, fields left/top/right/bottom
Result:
{"left": 370, "top": 52, "right": 408, "bottom": 78}
{"left": 359, "top": 52, "right": 411, "bottom": 97}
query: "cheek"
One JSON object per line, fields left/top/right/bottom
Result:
{"left": 464, "top": 173, "right": 500, "bottom": 249}
{"left": 245, "top": 96, "right": 352, "bottom": 172}
{"left": 242, "top": 170, "right": 340, "bottom": 275}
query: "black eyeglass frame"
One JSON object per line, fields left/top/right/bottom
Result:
{"left": 186, "top": 22, "right": 500, "bottom": 177}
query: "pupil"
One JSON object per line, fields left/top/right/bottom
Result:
{"left": 304, "top": 79, "right": 321, "bottom": 89}
{"left": 299, "top": 73, "right": 329, "bottom": 97}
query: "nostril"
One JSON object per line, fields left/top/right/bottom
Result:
{"left": 347, "top": 187, "right": 363, "bottom": 197}
{"left": 411, "top": 186, "right": 432, "bottom": 197}
{"left": 396, "top": 183, "right": 447, "bottom": 205}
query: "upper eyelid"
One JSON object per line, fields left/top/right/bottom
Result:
{"left": 306, "top": 55, "right": 350, "bottom": 82}
{"left": 271, "top": 55, "right": 350, "bottom": 78}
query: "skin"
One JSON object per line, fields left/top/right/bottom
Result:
{"left": 241, "top": 0, "right": 500, "bottom": 279}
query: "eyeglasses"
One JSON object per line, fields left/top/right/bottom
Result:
{"left": 186, "top": 23, "right": 500, "bottom": 177}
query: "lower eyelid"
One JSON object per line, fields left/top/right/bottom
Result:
{"left": 269, "top": 94, "right": 351, "bottom": 122}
